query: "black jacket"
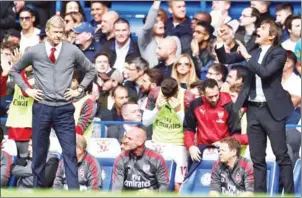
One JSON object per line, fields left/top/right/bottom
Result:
{"left": 0, "top": 1, "right": 16, "bottom": 40}
{"left": 216, "top": 45, "right": 294, "bottom": 121}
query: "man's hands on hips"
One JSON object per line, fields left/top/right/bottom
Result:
{"left": 25, "top": 88, "right": 44, "bottom": 101}
{"left": 64, "top": 88, "right": 81, "bottom": 100}
{"left": 189, "top": 145, "right": 201, "bottom": 162}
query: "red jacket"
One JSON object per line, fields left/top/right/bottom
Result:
{"left": 183, "top": 92, "right": 247, "bottom": 150}
{"left": 0, "top": 74, "right": 8, "bottom": 97}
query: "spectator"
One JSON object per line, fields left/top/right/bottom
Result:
{"left": 281, "top": 50, "right": 301, "bottom": 124}
{"left": 112, "top": 127, "right": 169, "bottom": 192}
{"left": 166, "top": 1, "right": 192, "bottom": 52}
{"left": 275, "top": 3, "right": 293, "bottom": 42}
{"left": 217, "top": 24, "right": 239, "bottom": 54}
{"left": 19, "top": 7, "right": 41, "bottom": 53}
{"left": 154, "top": 36, "right": 178, "bottom": 78}
{"left": 143, "top": 78, "right": 195, "bottom": 190}
{"left": 95, "top": 71, "right": 124, "bottom": 119}
{"left": 97, "top": 85, "right": 129, "bottom": 121}
{"left": 236, "top": 7, "right": 260, "bottom": 50}
{"left": 221, "top": 65, "right": 248, "bottom": 93}
{"left": 250, "top": 1, "right": 274, "bottom": 23}
{"left": 98, "top": 11, "right": 119, "bottom": 44}
{"left": 120, "top": 135, "right": 127, "bottom": 152}
{"left": 0, "top": 128, "right": 13, "bottom": 187}
{"left": 13, "top": 1, "right": 25, "bottom": 14}
{"left": 72, "top": 22, "right": 101, "bottom": 63}
{"left": 102, "top": 18, "right": 140, "bottom": 73}
{"left": 191, "top": 11, "right": 212, "bottom": 30}
{"left": 183, "top": 79, "right": 247, "bottom": 165}
{"left": 123, "top": 57, "right": 149, "bottom": 101}
{"left": 188, "top": 80, "right": 203, "bottom": 98}
{"left": 60, "top": 1, "right": 86, "bottom": 20}
{"left": 94, "top": 52, "right": 116, "bottom": 77}
{"left": 210, "top": 1, "right": 239, "bottom": 34}
{"left": 71, "top": 72, "right": 96, "bottom": 139}
{"left": 90, "top": 1, "right": 111, "bottom": 28}
{"left": 294, "top": 38, "right": 301, "bottom": 75}
{"left": 138, "top": 68, "right": 164, "bottom": 112}
{"left": 282, "top": 15, "right": 301, "bottom": 52}
{"left": 3, "top": 29, "right": 21, "bottom": 45}
{"left": 11, "top": 139, "right": 60, "bottom": 188}
{"left": 138, "top": 1, "right": 180, "bottom": 68}
{"left": 10, "top": 16, "right": 96, "bottom": 189}
{"left": 188, "top": 21, "right": 214, "bottom": 79}
{"left": 107, "top": 101, "right": 147, "bottom": 143}
{"left": 0, "top": 1, "right": 16, "bottom": 41}
{"left": 209, "top": 137, "right": 254, "bottom": 196}
{"left": 64, "top": 12, "right": 84, "bottom": 44}
{"left": 171, "top": 54, "right": 198, "bottom": 89}
{"left": 206, "top": 63, "right": 228, "bottom": 89}
{"left": 53, "top": 134, "right": 102, "bottom": 190}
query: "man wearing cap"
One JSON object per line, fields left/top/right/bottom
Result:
{"left": 72, "top": 22, "right": 101, "bottom": 63}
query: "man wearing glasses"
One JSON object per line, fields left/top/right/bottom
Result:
{"left": 19, "top": 7, "right": 40, "bottom": 53}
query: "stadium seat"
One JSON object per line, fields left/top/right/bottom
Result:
{"left": 8, "top": 156, "right": 17, "bottom": 188}
{"left": 203, "top": 148, "right": 219, "bottom": 160}
{"left": 87, "top": 138, "right": 121, "bottom": 158}
{"left": 178, "top": 160, "right": 215, "bottom": 195}
{"left": 2, "top": 135, "right": 17, "bottom": 156}
{"left": 293, "top": 159, "right": 301, "bottom": 197}
{"left": 179, "top": 160, "right": 280, "bottom": 196}
{"left": 266, "top": 161, "right": 280, "bottom": 196}
{"left": 165, "top": 160, "right": 177, "bottom": 191}
{"left": 96, "top": 157, "right": 115, "bottom": 191}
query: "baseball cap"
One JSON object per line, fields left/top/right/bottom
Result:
{"left": 72, "top": 22, "right": 95, "bottom": 35}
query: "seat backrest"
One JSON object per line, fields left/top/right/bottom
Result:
{"left": 96, "top": 158, "right": 116, "bottom": 191}
{"left": 266, "top": 161, "right": 280, "bottom": 196}
{"left": 203, "top": 148, "right": 219, "bottom": 160}
{"left": 144, "top": 140, "right": 173, "bottom": 160}
{"left": 165, "top": 160, "right": 177, "bottom": 191}
{"left": 2, "top": 136, "right": 17, "bottom": 156}
{"left": 87, "top": 138, "right": 121, "bottom": 158}
{"left": 179, "top": 160, "right": 215, "bottom": 195}
{"left": 293, "top": 159, "right": 301, "bottom": 196}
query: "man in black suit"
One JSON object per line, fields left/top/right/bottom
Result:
{"left": 216, "top": 19, "right": 294, "bottom": 195}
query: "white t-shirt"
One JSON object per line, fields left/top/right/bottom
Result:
{"left": 20, "top": 28, "right": 40, "bottom": 53}
{"left": 282, "top": 39, "right": 297, "bottom": 52}
{"left": 282, "top": 73, "right": 301, "bottom": 97}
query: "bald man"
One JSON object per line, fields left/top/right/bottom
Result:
{"left": 112, "top": 127, "right": 170, "bottom": 192}
{"left": 95, "top": 11, "right": 119, "bottom": 44}
{"left": 154, "top": 36, "right": 177, "bottom": 77}
{"left": 191, "top": 11, "right": 212, "bottom": 30}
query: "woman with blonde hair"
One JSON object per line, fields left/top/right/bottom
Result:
{"left": 171, "top": 54, "right": 198, "bottom": 89}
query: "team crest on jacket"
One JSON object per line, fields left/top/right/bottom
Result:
{"left": 235, "top": 172, "right": 241, "bottom": 183}
{"left": 143, "top": 164, "right": 150, "bottom": 172}
{"left": 216, "top": 111, "right": 225, "bottom": 123}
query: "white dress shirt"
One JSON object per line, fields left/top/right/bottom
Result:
{"left": 249, "top": 45, "right": 271, "bottom": 102}
{"left": 113, "top": 39, "right": 130, "bottom": 73}
{"left": 45, "top": 40, "right": 63, "bottom": 60}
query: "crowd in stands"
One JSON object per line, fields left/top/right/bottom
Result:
{"left": 0, "top": 0, "right": 301, "bottom": 196}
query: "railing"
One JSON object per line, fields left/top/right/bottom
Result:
{"left": 1, "top": 117, "right": 300, "bottom": 138}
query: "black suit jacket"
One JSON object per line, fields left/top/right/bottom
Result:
{"left": 0, "top": 1, "right": 16, "bottom": 40}
{"left": 216, "top": 45, "right": 294, "bottom": 121}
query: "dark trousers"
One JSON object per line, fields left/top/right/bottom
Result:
{"left": 247, "top": 103, "right": 294, "bottom": 194}
{"left": 32, "top": 102, "right": 79, "bottom": 189}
